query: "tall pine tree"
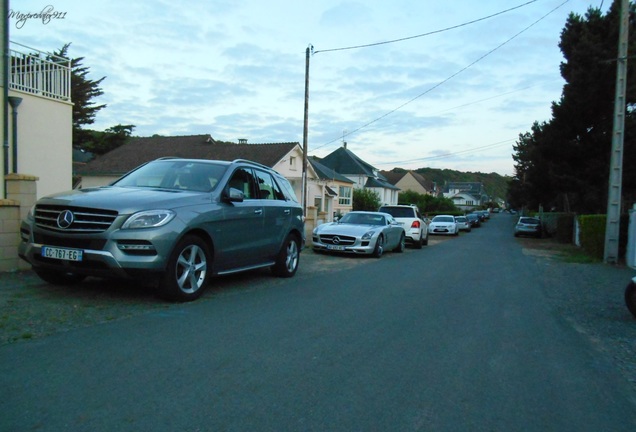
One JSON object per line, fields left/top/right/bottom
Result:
{"left": 50, "top": 43, "right": 107, "bottom": 146}
{"left": 509, "top": 0, "right": 636, "bottom": 213}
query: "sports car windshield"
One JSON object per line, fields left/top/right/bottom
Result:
{"left": 113, "top": 160, "right": 228, "bottom": 192}
{"left": 340, "top": 213, "right": 386, "bottom": 226}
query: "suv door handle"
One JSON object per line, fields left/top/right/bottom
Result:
{"left": 254, "top": 209, "right": 263, "bottom": 215}
{"left": 283, "top": 209, "right": 290, "bottom": 215}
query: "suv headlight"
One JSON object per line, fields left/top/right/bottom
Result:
{"left": 122, "top": 210, "right": 175, "bottom": 229}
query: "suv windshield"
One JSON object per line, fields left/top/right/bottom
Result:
{"left": 114, "top": 160, "right": 228, "bottom": 192}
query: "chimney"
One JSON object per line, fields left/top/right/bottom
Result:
{"left": 343, "top": 141, "right": 347, "bottom": 149}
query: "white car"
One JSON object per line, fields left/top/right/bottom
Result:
{"left": 454, "top": 216, "right": 472, "bottom": 232}
{"left": 378, "top": 204, "right": 428, "bottom": 249}
{"left": 428, "top": 215, "right": 458, "bottom": 236}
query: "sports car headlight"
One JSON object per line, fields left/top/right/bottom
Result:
{"left": 122, "top": 210, "right": 175, "bottom": 229}
{"left": 361, "top": 230, "right": 375, "bottom": 240}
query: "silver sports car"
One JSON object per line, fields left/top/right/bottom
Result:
{"left": 312, "top": 211, "right": 405, "bottom": 257}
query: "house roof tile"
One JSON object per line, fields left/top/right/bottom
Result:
{"left": 319, "top": 146, "right": 377, "bottom": 177}
{"left": 76, "top": 135, "right": 299, "bottom": 175}
{"left": 308, "top": 157, "right": 354, "bottom": 183}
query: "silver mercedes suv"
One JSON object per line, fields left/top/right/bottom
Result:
{"left": 18, "top": 158, "right": 305, "bottom": 302}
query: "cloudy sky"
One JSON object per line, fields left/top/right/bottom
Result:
{"left": 10, "top": 0, "right": 609, "bottom": 176}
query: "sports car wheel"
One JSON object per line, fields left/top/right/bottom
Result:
{"left": 372, "top": 235, "right": 384, "bottom": 258}
{"left": 159, "top": 235, "right": 210, "bottom": 302}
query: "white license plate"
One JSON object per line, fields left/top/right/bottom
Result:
{"left": 327, "top": 245, "right": 346, "bottom": 251}
{"left": 41, "top": 246, "right": 83, "bottom": 262}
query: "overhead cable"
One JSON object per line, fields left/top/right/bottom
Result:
{"left": 313, "top": 0, "right": 539, "bottom": 54}
{"left": 313, "top": 0, "right": 571, "bottom": 152}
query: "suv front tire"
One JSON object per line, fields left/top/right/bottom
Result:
{"left": 159, "top": 235, "right": 211, "bottom": 302}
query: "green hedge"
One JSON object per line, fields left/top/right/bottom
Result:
{"left": 576, "top": 214, "right": 630, "bottom": 261}
{"left": 578, "top": 215, "right": 606, "bottom": 260}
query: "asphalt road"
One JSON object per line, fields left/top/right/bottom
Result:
{"left": 2, "top": 215, "right": 636, "bottom": 431}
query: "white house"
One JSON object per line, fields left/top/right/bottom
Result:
{"left": 1, "top": 41, "right": 73, "bottom": 200}
{"left": 315, "top": 144, "right": 400, "bottom": 206}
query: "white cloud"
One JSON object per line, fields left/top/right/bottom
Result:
{"left": 10, "top": 0, "right": 608, "bottom": 176}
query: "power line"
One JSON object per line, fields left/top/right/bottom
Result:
{"left": 312, "top": 0, "right": 571, "bottom": 153}
{"left": 313, "top": 0, "right": 539, "bottom": 54}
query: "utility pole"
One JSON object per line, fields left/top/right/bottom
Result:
{"left": 604, "top": 0, "right": 629, "bottom": 264}
{"left": 301, "top": 45, "right": 311, "bottom": 216}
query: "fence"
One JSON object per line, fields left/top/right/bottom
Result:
{"left": 9, "top": 41, "right": 71, "bottom": 101}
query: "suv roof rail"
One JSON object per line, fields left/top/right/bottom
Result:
{"left": 232, "top": 159, "right": 276, "bottom": 171}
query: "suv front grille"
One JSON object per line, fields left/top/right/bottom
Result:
{"left": 35, "top": 205, "right": 118, "bottom": 233}
{"left": 33, "top": 233, "right": 107, "bottom": 250}
{"left": 318, "top": 234, "right": 356, "bottom": 246}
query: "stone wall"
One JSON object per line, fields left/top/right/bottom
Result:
{"left": 0, "top": 174, "right": 38, "bottom": 272}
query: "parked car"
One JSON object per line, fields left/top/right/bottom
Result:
{"left": 454, "top": 216, "right": 472, "bottom": 232}
{"left": 514, "top": 216, "right": 542, "bottom": 238}
{"left": 470, "top": 211, "right": 486, "bottom": 223}
{"left": 428, "top": 215, "right": 458, "bottom": 236}
{"left": 466, "top": 213, "right": 481, "bottom": 228}
{"left": 18, "top": 158, "right": 305, "bottom": 302}
{"left": 378, "top": 204, "right": 428, "bottom": 249}
{"left": 312, "top": 211, "right": 405, "bottom": 257}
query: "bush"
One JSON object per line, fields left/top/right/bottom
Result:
{"left": 353, "top": 188, "right": 381, "bottom": 211}
{"left": 538, "top": 212, "right": 575, "bottom": 243}
{"left": 578, "top": 215, "right": 606, "bottom": 260}
{"left": 397, "top": 190, "right": 459, "bottom": 215}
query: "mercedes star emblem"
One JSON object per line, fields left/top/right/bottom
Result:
{"left": 57, "top": 210, "right": 74, "bottom": 229}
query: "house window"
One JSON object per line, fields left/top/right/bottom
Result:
{"left": 289, "top": 156, "right": 297, "bottom": 170}
{"left": 466, "top": 200, "right": 473, "bottom": 206}
{"left": 338, "top": 186, "right": 352, "bottom": 205}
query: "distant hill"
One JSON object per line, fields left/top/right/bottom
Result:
{"left": 391, "top": 167, "right": 511, "bottom": 204}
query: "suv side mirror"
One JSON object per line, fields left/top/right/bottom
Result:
{"left": 224, "top": 187, "right": 245, "bottom": 203}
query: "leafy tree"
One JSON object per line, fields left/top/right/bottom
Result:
{"left": 398, "top": 190, "right": 459, "bottom": 215}
{"left": 51, "top": 43, "right": 107, "bottom": 146}
{"left": 353, "top": 188, "right": 381, "bottom": 211}
{"left": 78, "top": 124, "right": 135, "bottom": 155}
{"left": 509, "top": 1, "right": 636, "bottom": 213}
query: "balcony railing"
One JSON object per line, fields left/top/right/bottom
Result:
{"left": 9, "top": 41, "right": 71, "bottom": 102}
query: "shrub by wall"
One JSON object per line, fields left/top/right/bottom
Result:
{"left": 538, "top": 212, "right": 575, "bottom": 242}
{"left": 578, "top": 215, "right": 606, "bottom": 260}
